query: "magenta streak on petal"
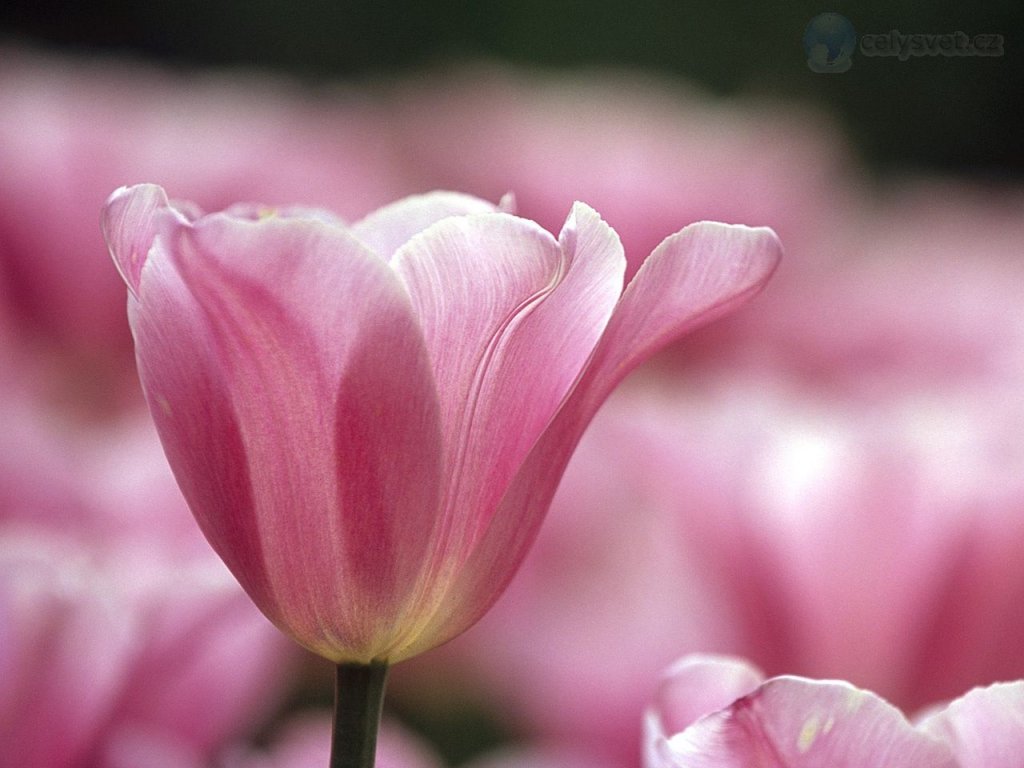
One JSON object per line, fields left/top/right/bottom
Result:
{"left": 331, "top": 310, "right": 445, "bottom": 652}
{"left": 156, "top": 231, "right": 315, "bottom": 634}
{"left": 164, "top": 214, "right": 442, "bottom": 659}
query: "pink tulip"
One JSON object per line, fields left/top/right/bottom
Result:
{"left": 645, "top": 654, "right": 1024, "bottom": 768}
{"left": 102, "top": 183, "right": 780, "bottom": 666}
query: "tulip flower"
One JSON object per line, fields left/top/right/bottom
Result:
{"left": 103, "top": 182, "right": 779, "bottom": 767}
{"left": 645, "top": 654, "right": 1024, "bottom": 767}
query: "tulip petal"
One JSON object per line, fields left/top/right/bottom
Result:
{"left": 350, "top": 191, "right": 502, "bottom": 260}
{"left": 645, "top": 655, "right": 766, "bottom": 768}
{"left": 387, "top": 205, "right": 624, "bottom": 655}
{"left": 582, "top": 222, "right": 783, "bottom": 407}
{"left": 918, "top": 682, "right": 1024, "bottom": 767}
{"left": 430, "top": 222, "right": 781, "bottom": 648}
{"left": 653, "top": 655, "right": 767, "bottom": 735}
{"left": 105, "top": 186, "right": 444, "bottom": 660}
{"left": 668, "top": 678, "right": 956, "bottom": 768}
{"left": 102, "top": 184, "right": 188, "bottom": 298}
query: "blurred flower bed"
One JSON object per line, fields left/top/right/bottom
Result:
{"left": 2, "top": 44, "right": 1023, "bottom": 767}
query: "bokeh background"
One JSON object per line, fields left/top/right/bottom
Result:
{"left": 2, "top": 0, "right": 1021, "bottom": 175}
{"left": 3, "top": 3, "right": 1024, "bottom": 768}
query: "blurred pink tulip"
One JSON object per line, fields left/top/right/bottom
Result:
{"left": 389, "top": 67, "right": 853, "bottom": 282}
{"left": 102, "top": 183, "right": 780, "bottom": 664}
{"left": 223, "top": 716, "right": 441, "bottom": 768}
{"left": 0, "top": 526, "right": 288, "bottom": 768}
{"left": 0, "top": 379, "right": 292, "bottom": 768}
{"left": 645, "top": 654, "right": 1024, "bottom": 768}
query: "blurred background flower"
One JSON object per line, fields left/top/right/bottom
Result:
{"left": 1, "top": 2, "right": 1022, "bottom": 765}
{"left": 0, "top": 375, "right": 294, "bottom": 767}
{"left": 644, "top": 654, "right": 1024, "bottom": 767}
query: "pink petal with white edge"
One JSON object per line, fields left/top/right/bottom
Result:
{"left": 350, "top": 191, "right": 504, "bottom": 260}
{"left": 104, "top": 185, "right": 445, "bottom": 662}
{"left": 667, "top": 677, "right": 957, "bottom": 768}
{"left": 429, "top": 222, "right": 781, "bottom": 650}
{"left": 918, "top": 682, "right": 1024, "bottom": 767}
{"left": 387, "top": 206, "right": 624, "bottom": 655}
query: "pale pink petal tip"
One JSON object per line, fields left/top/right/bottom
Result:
{"left": 350, "top": 189, "right": 502, "bottom": 260}
{"left": 101, "top": 183, "right": 174, "bottom": 297}
{"left": 497, "top": 191, "right": 516, "bottom": 213}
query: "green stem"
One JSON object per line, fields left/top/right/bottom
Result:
{"left": 330, "top": 661, "right": 389, "bottom": 768}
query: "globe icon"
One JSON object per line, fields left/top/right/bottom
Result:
{"left": 803, "top": 13, "right": 856, "bottom": 72}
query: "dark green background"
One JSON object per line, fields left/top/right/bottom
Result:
{"left": 2, "top": 1, "right": 1019, "bottom": 175}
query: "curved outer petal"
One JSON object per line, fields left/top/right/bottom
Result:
{"left": 103, "top": 185, "right": 444, "bottom": 662}
{"left": 918, "top": 682, "right": 1024, "bottom": 767}
{"left": 418, "top": 221, "right": 782, "bottom": 651}
{"left": 386, "top": 204, "right": 624, "bottom": 657}
{"left": 666, "top": 677, "right": 957, "bottom": 768}
{"left": 103, "top": 184, "right": 188, "bottom": 297}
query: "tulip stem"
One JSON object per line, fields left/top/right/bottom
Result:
{"left": 331, "top": 661, "right": 389, "bottom": 768}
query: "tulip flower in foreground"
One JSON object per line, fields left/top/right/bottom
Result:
{"left": 645, "top": 654, "right": 1024, "bottom": 768}
{"left": 102, "top": 183, "right": 780, "bottom": 767}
